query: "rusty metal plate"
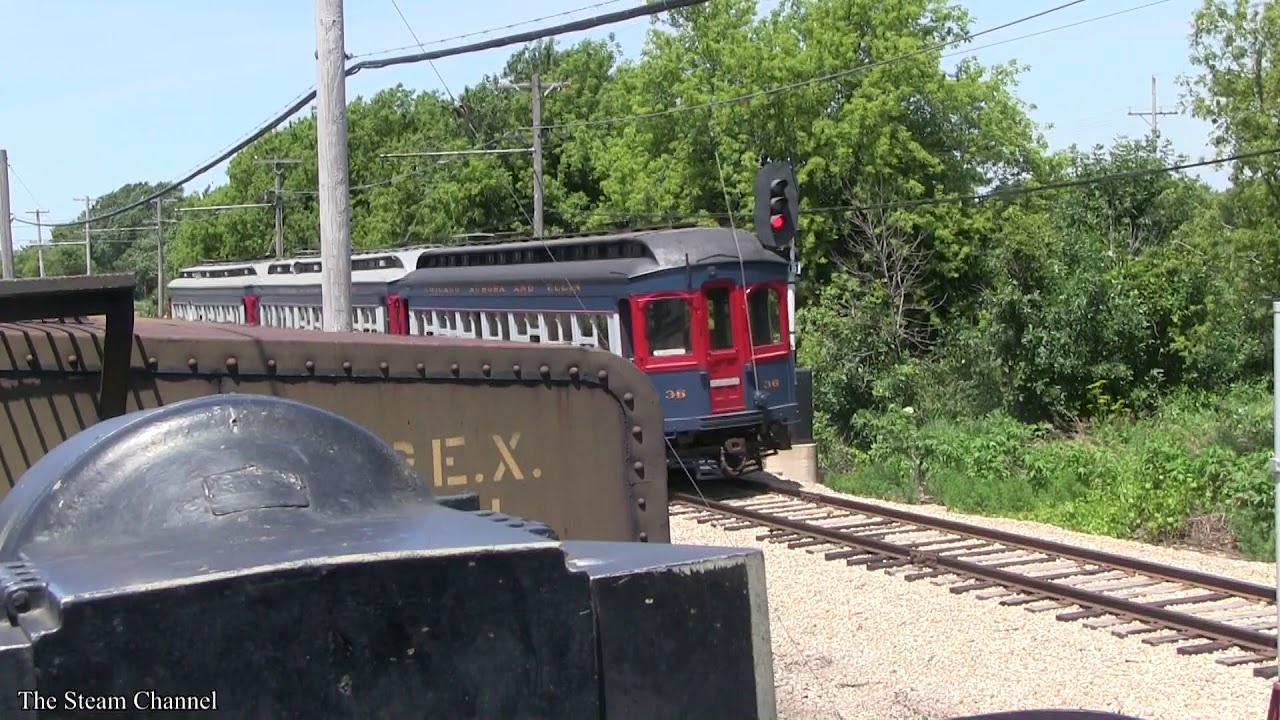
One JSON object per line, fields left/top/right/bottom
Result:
{"left": 0, "top": 274, "right": 136, "bottom": 420}
{"left": 0, "top": 318, "right": 669, "bottom": 543}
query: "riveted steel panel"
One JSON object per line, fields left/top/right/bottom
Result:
{"left": 0, "top": 318, "right": 669, "bottom": 543}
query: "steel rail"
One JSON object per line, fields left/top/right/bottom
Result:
{"left": 672, "top": 492, "right": 1277, "bottom": 655}
{"left": 736, "top": 478, "right": 1276, "bottom": 602}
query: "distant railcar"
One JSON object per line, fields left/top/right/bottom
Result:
{"left": 167, "top": 259, "right": 260, "bottom": 324}
{"left": 168, "top": 225, "right": 799, "bottom": 478}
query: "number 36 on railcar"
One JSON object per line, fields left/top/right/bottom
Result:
{"left": 168, "top": 166, "right": 805, "bottom": 478}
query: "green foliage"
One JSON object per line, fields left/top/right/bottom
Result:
{"left": 1183, "top": 0, "right": 1280, "bottom": 206}
{"left": 14, "top": 181, "right": 183, "bottom": 301}
{"left": 826, "top": 385, "right": 1275, "bottom": 559}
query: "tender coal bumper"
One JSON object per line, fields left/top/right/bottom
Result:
{"left": 566, "top": 541, "right": 775, "bottom": 720}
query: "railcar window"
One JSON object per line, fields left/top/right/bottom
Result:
{"left": 748, "top": 287, "right": 783, "bottom": 345}
{"left": 645, "top": 299, "right": 691, "bottom": 357}
{"left": 617, "top": 299, "right": 634, "bottom": 358}
{"left": 593, "top": 315, "right": 611, "bottom": 352}
{"left": 705, "top": 287, "right": 734, "bottom": 350}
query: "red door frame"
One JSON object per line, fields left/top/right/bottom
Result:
{"left": 243, "top": 294, "right": 261, "bottom": 326}
{"left": 629, "top": 291, "right": 701, "bottom": 373}
{"left": 630, "top": 286, "right": 752, "bottom": 415}
{"left": 743, "top": 281, "right": 790, "bottom": 361}
{"left": 386, "top": 294, "right": 408, "bottom": 335}
{"left": 700, "top": 280, "right": 747, "bottom": 414}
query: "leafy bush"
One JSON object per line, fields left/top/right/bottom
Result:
{"left": 821, "top": 383, "right": 1275, "bottom": 559}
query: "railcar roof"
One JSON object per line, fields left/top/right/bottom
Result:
{"left": 170, "top": 227, "right": 786, "bottom": 291}
{"left": 404, "top": 226, "right": 785, "bottom": 282}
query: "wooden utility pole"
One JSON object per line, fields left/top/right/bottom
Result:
{"left": 498, "top": 74, "right": 569, "bottom": 237}
{"left": 0, "top": 149, "right": 14, "bottom": 280}
{"left": 315, "top": 0, "right": 353, "bottom": 332}
{"left": 530, "top": 73, "right": 545, "bottom": 237}
{"left": 153, "top": 198, "right": 168, "bottom": 316}
{"left": 74, "top": 195, "right": 92, "bottom": 275}
{"left": 24, "top": 209, "right": 47, "bottom": 277}
{"left": 254, "top": 158, "right": 301, "bottom": 259}
{"left": 1127, "top": 75, "right": 1177, "bottom": 137}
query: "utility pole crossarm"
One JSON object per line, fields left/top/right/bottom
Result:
{"left": 24, "top": 209, "right": 48, "bottom": 278}
{"left": 497, "top": 75, "right": 571, "bottom": 238}
{"left": 73, "top": 195, "right": 93, "bottom": 275}
{"left": 255, "top": 158, "right": 302, "bottom": 259}
{"left": 1127, "top": 75, "right": 1177, "bottom": 136}
{"left": 175, "top": 203, "right": 273, "bottom": 213}
{"left": 379, "top": 148, "right": 533, "bottom": 159}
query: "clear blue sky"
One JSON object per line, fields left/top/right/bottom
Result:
{"left": 0, "top": 0, "right": 1220, "bottom": 247}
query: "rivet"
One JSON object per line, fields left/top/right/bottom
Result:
{"left": 305, "top": 360, "right": 315, "bottom": 373}
{"left": 147, "top": 356, "right": 158, "bottom": 370}
{"left": 67, "top": 354, "right": 79, "bottom": 366}
{"left": 450, "top": 362, "right": 460, "bottom": 376}
{"left": 342, "top": 361, "right": 352, "bottom": 373}
{"left": 597, "top": 369, "right": 608, "bottom": 382}
{"left": 187, "top": 357, "right": 197, "bottom": 370}
{"left": 623, "top": 392, "right": 635, "bottom": 408}
{"left": 568, "top": 365, "right": 580, "bottom": 378}
{"left": 225, "top": 357, "right": 238, "bottom": 370}
{"left": 638, "top": 532, "right": 649, "bottom": 542}
{"left": 512, "top": 364, "right": 521, "bottom": 376}
{"left": 539, "top": 364, "right": 550, "bottom": 377}
{"left": 379, "top": 361, "right": 390, "bottom": 374}
{"left": 482, "top": 363, "right": 492, "bottom": 376}
{"left": 637, "top": 497, "right": 647, "bottom": 510}
{"left": 24, "top": 353, "right": 34, "bottom": 365}
{"left": 631, "top": 425, "right": 643, "bottom": 440}
{"left": 266, "top": 359, "right": 277, "bottom": 371}
{"left": 417, "top": 362, "right": 427, "bottom": 375}
{"left": 633, "top": 460, "right": 644, "bottom": 474}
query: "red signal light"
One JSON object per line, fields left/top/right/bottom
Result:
{"left": 770, "top": 215, "right": 785, "bottom": 230}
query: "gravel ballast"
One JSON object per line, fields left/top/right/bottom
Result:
{"left": 670, "top": 486, "right": 1278, "bottom": 720}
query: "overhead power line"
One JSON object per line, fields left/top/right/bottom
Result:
{"left": 389, "top": 0, "right": 546, "bottom": 239}
{"left": 34, "top": 0, "right": 712, "bottom": 230}
{"left": 352, "top": 0, "right": 629, "bottom": 59}
{"left": 533, "top": 0, "right": 1176, "bottom": 132}
{"left": 267, "top": 145, "right": 1280, "bottom": 252}
{"left": 571, "top": 145, "right": 1271, "bottom": 224}
{"left": 818, "top": 146, "right": 1272, "bottom": 214}
{"left": 5, "top": 159, "right": 41, "bottom": 207}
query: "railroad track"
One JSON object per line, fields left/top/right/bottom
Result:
{"left": 670, "top": 479, "right": 1280, "bottom": 677}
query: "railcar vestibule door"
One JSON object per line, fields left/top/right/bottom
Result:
{"left": 386, "top": 294, "right": 408, "bottom": 335}
{"left": 243, "top": 295, "right": 261, "bottom": 326}
{"left": 630, "top": 284, "right": 751, "bottom": 415}
{"left": 701, "top": 281, "right": 747, "bottom": 413}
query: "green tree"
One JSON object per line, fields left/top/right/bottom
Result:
{"left": 1183, "top": 0, "right": 1280, "bottom": 210}
{"left": 16, "top": 182, "right": 183, "bottom": 306}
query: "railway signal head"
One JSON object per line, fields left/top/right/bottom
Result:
{"left": 754, "top": 161, "right": 799, "bottom": 249}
